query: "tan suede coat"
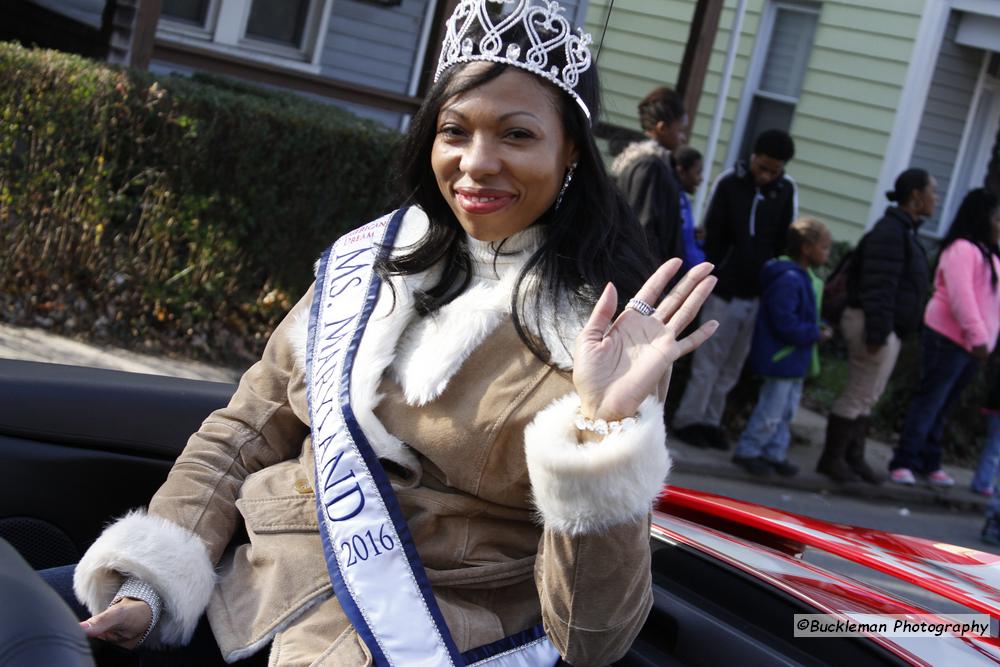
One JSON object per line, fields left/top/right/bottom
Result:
{"left": 146, "top": 281, "right": 653, "bottom": 666}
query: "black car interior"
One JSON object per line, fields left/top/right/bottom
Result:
{"left": 0, "top": 360, "right": 910, "bottom": 666}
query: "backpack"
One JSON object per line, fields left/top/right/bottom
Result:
{"left": 822, "top": 220, "right": 916, "bottom": 326}
{"left": 821, "top": 250, "right": 854, "bottom": 325}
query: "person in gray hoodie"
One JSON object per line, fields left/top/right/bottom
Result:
{"left": 612, "top": 86, "right": 689, "bottom": 265}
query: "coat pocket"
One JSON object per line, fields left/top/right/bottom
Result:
{"left": 236, "top": 495, "right": 319, "bottom": 534}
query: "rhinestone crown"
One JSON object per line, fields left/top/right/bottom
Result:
{"left": 434, "top": 0, "right": 594, "bottom": 121}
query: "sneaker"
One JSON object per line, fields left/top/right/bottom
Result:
{"left": 927, "top": 469, "right": 955, "bottom": 487}
{"left": 889, "top": 468, "right": 916, "bottom": 485}
{"left": 732, "top": 455, "right": 772, "bottom": 476}
{"left": 701, "top": 425, "right": 731, "bottom": 450}
{"left": 766, "top": 459, "right": 799, "bottom": 477}
{"left": 982, "top": 515, "right": 1000, "bottom": 546}
{"left": 673, "top": 424, "right": 710, "bottom": 449}
{"left": 971, "top": 486, "right": 994, "bottom": 497}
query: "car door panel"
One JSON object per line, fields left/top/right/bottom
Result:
{"left": 0, "top": 360, "right": 235, "bottom": 568}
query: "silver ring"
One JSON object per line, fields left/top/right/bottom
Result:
{"left": 626, "top": 298, "right": 655, "bottom": 317}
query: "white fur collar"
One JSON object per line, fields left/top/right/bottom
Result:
{"left": 610, "top": 139, "right": 671, "bottom": 177}
{"left": 291, "top": 208, "right": 589, "bottom": 477}
{"left": 391, "top": 257, "right": 521, "bottom": 406}
{"left": 289, "top": 208, "right": 435, "bottom": 481}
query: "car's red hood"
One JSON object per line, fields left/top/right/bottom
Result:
{"left": 658, "top": 485, "right": 1000, "bottom": 618}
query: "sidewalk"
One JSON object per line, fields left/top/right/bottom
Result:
{"left": 0, "top": 323, "right": 242, "bottom": 383}
{"left": 0, "top": 322, "right": 989, "bottom": 513}
{"left": 670, "top": 406, "right": 990, "bottom": 513}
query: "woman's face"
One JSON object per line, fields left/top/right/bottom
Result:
{"left": 431, "top": 65, "right": 578, "bottom": 242}
{"left": 912, "top": 177, "right": 939, "bottom": 218}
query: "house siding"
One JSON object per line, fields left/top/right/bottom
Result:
{"left": 910, "top": 12, "right": 983, "bottom": 237}
{"left": 585, "top": 0, "right": 927, "bottom": 242}
{"left": 320, "top": 0, "right": 431, "bottom": 95}
{"left": 35, "top": 0, "right": 592, "bottom": 127}
{"left": 317, "top": 0, "right": 589, "bottom": 126}
{"left": 322, "top": 0, "right": 588, "bottom": 93}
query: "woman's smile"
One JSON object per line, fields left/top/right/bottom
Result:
{"left": 454, "top": 188, "right": 517, "bottom": 215}
{"left": 431, "top": 65, "right": 577, "bottom": 242}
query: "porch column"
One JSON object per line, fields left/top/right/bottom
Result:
{"left": 675, "top": 0, "right": 724, "bottom": 131}
{"left": 105, "top": 0, "right": 163, "bottom": 70}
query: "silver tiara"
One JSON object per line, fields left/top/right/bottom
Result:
{"left": 433, "top": 0, "right": 594, "bottom": 121}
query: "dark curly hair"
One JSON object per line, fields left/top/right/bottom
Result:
{"left": 753, "top": 129, "right": 795, "bottom": 162}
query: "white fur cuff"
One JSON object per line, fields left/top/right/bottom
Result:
{"left": 73, "top": 510, "right": 215, "bottom": 646}
{"left": 524, "top": 394, "right": 670, "bottom": 535}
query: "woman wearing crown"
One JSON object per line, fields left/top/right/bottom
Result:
{"left": 66, "top": 1, "right": 718, "bottom": 664}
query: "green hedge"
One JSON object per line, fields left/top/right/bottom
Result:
{"left": 0, "top": 42, "right": 399, "bottom": 364}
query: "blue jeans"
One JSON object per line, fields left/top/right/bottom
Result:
{"left": 734, "top": 377, "right": 803, "bottom": 462}
{"left": 989, "top": 481, "right": 1000, "bottom": 519}
{"left": 39, "top": 563, "right": 91, "bottom": 620}
{"left": 972, "top": 413, "right": 1000, "bottom": 493}
{"left": 38, "top": 564, "right": 266, "bottom": 666}
{"left": 890, "top": 328, "right": 981, "bottom": 473}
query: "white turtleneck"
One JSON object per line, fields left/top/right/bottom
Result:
{"left": 389, "top": 225, "right": 545, "bottom": 406}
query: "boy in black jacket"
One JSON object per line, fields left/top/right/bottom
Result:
{"left": 673, "top": 130, "right": 797, "bottom": 449}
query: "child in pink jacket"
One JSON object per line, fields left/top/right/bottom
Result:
{"left": 889, "top": 188, "right": 1000, "bottom": 486}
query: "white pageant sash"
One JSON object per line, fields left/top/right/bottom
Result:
{"left": 307, "top": 208, "right": 559, "bottom": 667}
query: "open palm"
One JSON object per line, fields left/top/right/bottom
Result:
{"left": 574, "top": 259, "right": 719, "bottom": 422}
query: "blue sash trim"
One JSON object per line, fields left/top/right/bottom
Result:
{"left": 307, "top": 207, "right": 560, "bottom": 666}
{"left": 307, "top": 208, "right": 463, "bottom": 665}
{"left": 315, "top": 487, "right": 389, "bottom": 664}
{"left": 336, "top": 211, "right": 464, "bottom": 665}
{"left": 462, "top": 624, "right": 549, "bottom": 665}
{"left": 308, "top": 237, "right": 391, "bottom": 665}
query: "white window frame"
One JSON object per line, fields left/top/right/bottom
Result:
{"left": 724, "top": 0, "right": 820, "bottom": 168}
{"left": 157, "top": 0, "right": 334, "bottom": 74}
{"left": 158, "top": 0, "right": 222, "bottom": 46}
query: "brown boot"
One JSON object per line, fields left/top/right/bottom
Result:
{"left": 846, "top": 415, "right": 885, "bottom": 485}
{"left": 817, "top": 413, "right": 860, "bottom": 482}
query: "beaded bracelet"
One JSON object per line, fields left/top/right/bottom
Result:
{"left": 110, "top": 576, "right": 161, "bottom": 645}
{"left": 574, "top": 410, "right": 639, "bottom": 436}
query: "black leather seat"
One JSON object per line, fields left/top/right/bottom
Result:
{"left": 0, "top": 538, "right": 94, "bottom": 667}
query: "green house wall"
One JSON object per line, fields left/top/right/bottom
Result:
{"left": 586, "top": 0, "right": 925, "bottom": 242}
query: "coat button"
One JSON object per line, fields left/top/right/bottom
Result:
{"left": 294, "top": 479, "right": 313, "bottom": 494}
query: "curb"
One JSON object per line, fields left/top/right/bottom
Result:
{"left": 673, "top": 459, "right": 991, "bottom": 513}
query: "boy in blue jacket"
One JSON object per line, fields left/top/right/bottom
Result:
{"left": 732, "top": 218, "right": 832, "bottom": 476}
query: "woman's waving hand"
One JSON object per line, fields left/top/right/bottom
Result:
{"left": 574, "top": 259, "right": 719, "bottom": 424}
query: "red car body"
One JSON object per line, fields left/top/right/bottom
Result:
{"left": 2, "top": 359, "right": 999, "bottom": 665}
{"left": 657, "top": 486, "right": 1000, "bottom": 665}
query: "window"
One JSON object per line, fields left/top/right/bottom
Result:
{"left": 159, "top": 0, "right": 331, "bottom": 65}
{"left": 161, "top": 0, "right": 212, "bottom": 26}
{"left": 730, "top": 2, "right": 819, "bottom": 163}
{"left": 244, "top": 0, "right": 311, "bottom": 48}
